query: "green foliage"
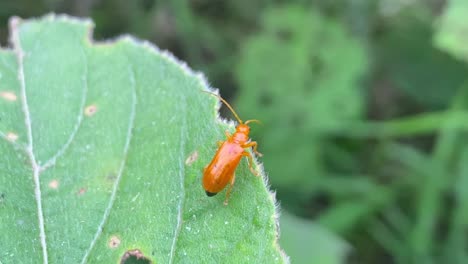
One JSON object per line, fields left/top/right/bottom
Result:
{"left": 280, "top": 212, "right": 349, "bottom": 264}
{"left": 434, "top": 0, "right": 468, "bottom": 62}
{"left": 2, "top": 0, "right": 468, "bottom": 263}
{"left": 235, "top": 5, "right": 367, "bottom": 195}
{"left": 233, "top": 2, "right": 468, "bottom": 263}
{"left": 378, "top": 19, "right": 467, "bottom": 109}
{"left": 0, "top": 16, "right": 285, "bottom": 263}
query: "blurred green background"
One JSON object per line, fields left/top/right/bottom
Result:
{"left": 2, "top": 0, "right": 468, "bottom": 263}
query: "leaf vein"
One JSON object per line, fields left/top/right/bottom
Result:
{"left": 10, "top": 17, "right": 48, "bottom": 264}
{"left": 79, "top": 63, "right": 137, "bottom": 264}
{"left": 169, "top": 94, "right": 188, "bottom": 264}
{"left": 41, "top": 38, "right": 88, "bottom": 171}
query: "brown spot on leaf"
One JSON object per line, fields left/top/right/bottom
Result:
{"left": 108, "top": 235, "right": 121, "bottom": 249}
{"left": 185, "top": 150, "right": 199, "bottom": 166}
{"left": 48, "top": 180, "right": 59, "bottom": 189}
{"left": 120, "top": 249, "right": 152, "bottom": 264}
{"left": 0, "top": 91, "right": 17, "bottom": 101}
{"left": 6, "top": 132, "right": 18, "bottom": 142}
{"left": 77, "top": 188, "right": 87, "bottom": 196}
{"left": 84, "top": 104, "right": 98, "bottom": 116}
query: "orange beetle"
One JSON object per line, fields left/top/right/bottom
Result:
{"left": 203, "top": 91, "right": 262, "bottom": 205}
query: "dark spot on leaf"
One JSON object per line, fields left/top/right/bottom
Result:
{"left": 107, "top": 173, "right": 117, "bottom": 182}
{"left": 108, "top": 235, "right": 121, "bottom": 249}
{"left": 84, "top": 104, "right": 98, "bottom": 116}
{"left": 0, "top": 193, "right": 4, "bottom": 203}
{"left": 121, "top": 249, "right": 152, "bottom": 264}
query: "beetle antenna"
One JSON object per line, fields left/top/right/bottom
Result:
{"left": 203, "top": 91, "right": 243, "bottom": 124}
{"left": 245, "top": 119, "right": 262, "bottom": 125}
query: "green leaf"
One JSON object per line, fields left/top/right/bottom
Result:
{"left": 378, "top": 18, "right": 467, "bottom": 109}
{"left": 0, "top": 15, "right": 286, "bottom": 263}
{"left": 434, "top": 0, "right": 468, "bottom": 62}
{"left": 280, "top": 212, "right": 349, "bottom": 264}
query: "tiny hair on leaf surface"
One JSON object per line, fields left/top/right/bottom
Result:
{"left": 0, "top": 14, "right": 287, "bottom": 263}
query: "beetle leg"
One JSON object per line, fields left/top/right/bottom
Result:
{"left": 224, "top": 173, "right": 236, "bottom": 206}
{"left": 242, "top": 151, "right": 259, "bottom": 176}
{"left": 242, "top": 141, "right": 263, "bottom": 157}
